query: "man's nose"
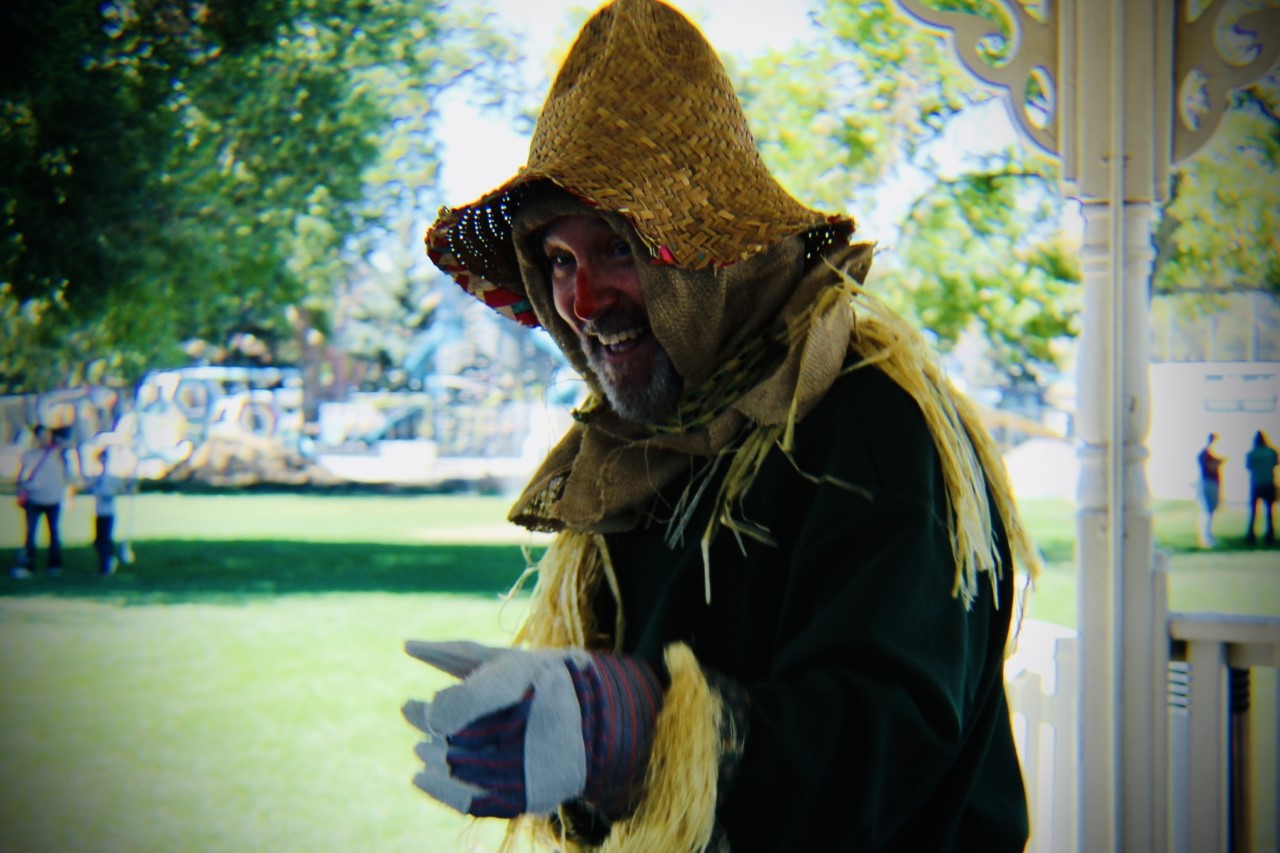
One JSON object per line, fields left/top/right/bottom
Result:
{"left": 571, "top": 263, "right": 616, "bottom": 322}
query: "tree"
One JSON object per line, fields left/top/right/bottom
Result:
{"left": 1, "top": 1, "right": 185, "bottom": 392}
{"left": 1154, "top": 68, "right": 1280, "bottom": 298}
{"left": 735, "top": 0, "right": 1276, "bottom": 381}
{"left": 734, "top": 0, "right": 1079, "bottom": 386}
{"left": 0, "top": 0, "right": 520, "bottom": 394}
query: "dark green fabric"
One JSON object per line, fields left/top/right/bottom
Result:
{"left": 597, "top": 364, "right": 1029, "bottom": 852}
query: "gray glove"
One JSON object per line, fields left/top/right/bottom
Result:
{"left": 402, "top": 640, "right": 593, "bottom": 817}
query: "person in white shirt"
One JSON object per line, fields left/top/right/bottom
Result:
{"left": 13, "top": 425, "right": 75, "bottom": 578}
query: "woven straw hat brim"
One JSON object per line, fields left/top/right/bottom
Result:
{"left": 425, "top": 0, "right": 855, "bottom": 328}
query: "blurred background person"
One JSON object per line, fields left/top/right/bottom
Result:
{"left": 12, "top": 424, "right": 76, "bottom": 578}
{"left": 1244, "top": 430, "right": 1277, "bottom": 545}
{"left": 87, "top": 445, "right": 127, "bottom": 575}
{"left": 1195, "top": 432, "right": 1223, "bottom": 548}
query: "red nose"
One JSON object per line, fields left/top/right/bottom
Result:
{"left": 572, "top": 263, "right": 615, "bottom": 322}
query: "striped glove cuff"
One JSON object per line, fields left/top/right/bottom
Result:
{"left": 570, "top": 653, "right": 665, "bottom": 820}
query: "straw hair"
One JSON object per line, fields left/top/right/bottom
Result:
{"left": 425, "top": 0, "right": 853, "bottom": 327}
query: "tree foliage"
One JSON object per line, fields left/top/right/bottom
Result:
{"left": 6, "top": 0, "right": 1271, "bottom": 400}
{"left": 1154, "top": 68, "right": 1280, "bottom": 298}
{"left": 736, "top": 0, "right": 1079, "bottom": 385}
{"left": 733, "top": 0, "right": 1275, "bottom": 381}
{"left": 0, "top": 0, "right": 519, "bottom": 394}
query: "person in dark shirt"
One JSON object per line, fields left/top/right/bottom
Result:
{"left": 402, "top": 1, "right": 1040, "bottom": 848}
{"left": 1244, "top": 430, "right": 1277, "bottom": 545}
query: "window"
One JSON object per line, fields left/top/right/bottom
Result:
{"left": 1203, "top": 371, "right": 1278, "bottom": 413}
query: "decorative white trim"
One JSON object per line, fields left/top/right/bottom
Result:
{"left": 896, "top": 0, "right": 1059, "bottom": 156}
{"left": 1174, "top": 0, "right": 1280, "bottom": 164}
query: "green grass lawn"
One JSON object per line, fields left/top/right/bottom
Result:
{"left": 0, "top": 494, "right": 541, "bottom": 852}
{"left": 0, "top": 493, "right": 1275, "bottom": 851}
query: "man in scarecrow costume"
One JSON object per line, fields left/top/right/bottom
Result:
{"left": 404, "top": 0, "right": 1039, "bottom": 849}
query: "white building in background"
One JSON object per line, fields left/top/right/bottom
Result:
{"left": 1148, "top": 361, "right": 1280, "bottom": 503}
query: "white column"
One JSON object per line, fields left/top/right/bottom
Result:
{"left": 1075, "top": 198, "right": 1160, "bottom": 851}
{"left": 887, "top": 1, "right": 1190, "bottom": 848}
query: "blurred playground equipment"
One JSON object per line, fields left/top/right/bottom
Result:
{"left": 0, "top": 363, "right": 572, "bottom": 490}
{"left": 0, "top": 366, "right": 311, "bottom": 485}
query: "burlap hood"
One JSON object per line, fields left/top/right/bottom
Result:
{"left": 506, "top": 184, "right": 873, "bottom": 533}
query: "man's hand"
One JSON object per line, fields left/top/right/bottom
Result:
{"left": 402, "top": 640, "right": 663, "bottom": 819}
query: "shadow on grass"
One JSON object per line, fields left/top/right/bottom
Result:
{"left": 1, "top": 540, "right": 542, "bottom": 604}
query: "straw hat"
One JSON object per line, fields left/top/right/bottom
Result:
{"left": 425, "top": 0, "right": 854, "bottom": 327}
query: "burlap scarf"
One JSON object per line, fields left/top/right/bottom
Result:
{"left": 505, "top": 187, "right": 873, "bottom": 536}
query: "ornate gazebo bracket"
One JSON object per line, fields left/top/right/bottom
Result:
{"left": 1173, "top": 1, "right": 1280, "bottom": 164}
{"left": 896, "top": 0, "right": 1059, "bottom": 157}
{"left": 892, "top": 1, "right": 1278, "bottom": 851}
{"left": 897, "top": 0, "right": 1280, "bottom": 194}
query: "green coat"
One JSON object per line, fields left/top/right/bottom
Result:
{"left": 598, "top": 364, "right": 1029, "bottom": 851}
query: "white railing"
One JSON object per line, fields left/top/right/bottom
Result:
{"left": 1167, "top": 612, "right": 1280, "bottom": 853}
{"left": 1006, "top": 619, "right": 1080, "bottom": 853}
{"left": 1006, "top": 605, "right": 1280, "bottom": 852}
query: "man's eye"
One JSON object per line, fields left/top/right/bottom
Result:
{"left": 611, "top": 240, "right": 632, "bottom": 258}
{"left": 546, "top": 251, "right": 572, "bottom": 269}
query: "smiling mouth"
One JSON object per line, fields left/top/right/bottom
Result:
{"left": 582, "top": 316, "right": 652, "bottom": 357}
{"left": 596, "top": 327, "right": 647, "bottom": 352}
